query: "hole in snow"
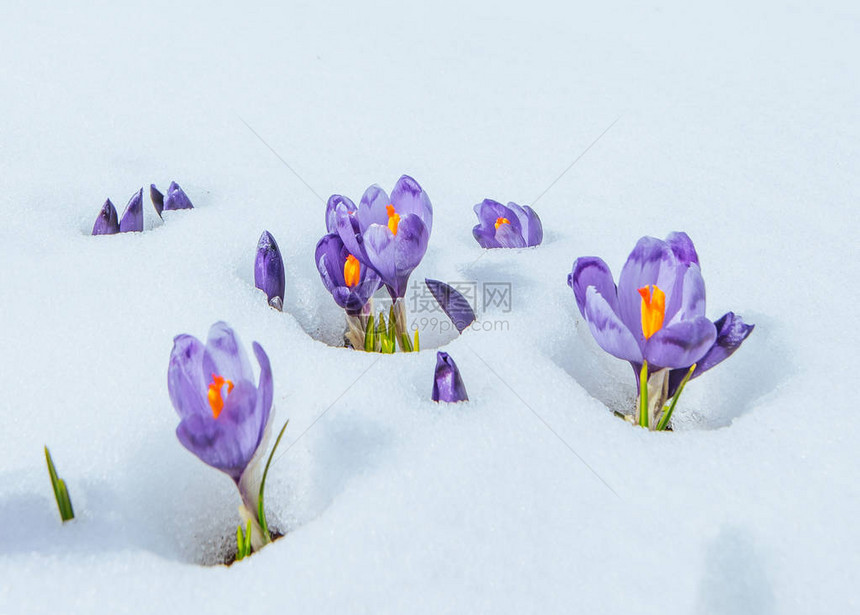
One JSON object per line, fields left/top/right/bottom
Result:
{"left": 547, "top": 311, "right": 789, "bottom": 430}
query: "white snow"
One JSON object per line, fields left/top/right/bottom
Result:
{"left": 1, "top": 0, "right": 858, "bottom": 613}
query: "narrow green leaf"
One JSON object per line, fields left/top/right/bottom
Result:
{"left": 244, "top": 520, "right": 252, "bottom": 556}
{"left": 638, "top": 361, "right": 649, "bottom": 429}
{"left": 376, "top": 312, "right": 387, "bottom": 353}
{"left": 414, "top": 329, "right": 420, "bottom": 352}
{"left": 257, "top": 419, "right": 290, "bottom": 542}
{"left": 656, "top": 363, "right": 696, "bottom": 431}
{"left": 387, "top": 306, "right": 396, "bottom": 350}
{"left": 401, "top": 332, "right": 413, "bottom": 353}
{"left": 364, "top": 313, "right": 375, "bottom": 352}
{"left": 45, "top": 446, "right": 74, "bottom": 522}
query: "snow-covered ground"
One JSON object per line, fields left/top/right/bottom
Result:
{"left": 1, "top": 1, "right": 858, "bottom": 613}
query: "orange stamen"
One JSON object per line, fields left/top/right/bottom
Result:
{"left": 638, "top": 285, "right": 666, "bottom": 339}
{"left": 386, "top": 204, "right": 400, "bottom": 235}
{"left": 495, "top": 217, "right": 510, "bottom": 230}
{"left": 207, "top": 374, "right": 234, "bottom": 419}
{"left": 344, "top": 254, "right": 361, "bottom": 288}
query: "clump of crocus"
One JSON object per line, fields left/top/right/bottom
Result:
{"left": 432, "top": 351, "right": 469, "bottom": 402}
{"left": 472, "top": 199, "right": 542, "bottom": 249}
{"left": 167, "top": 322, "right": 287, "bottom": 554}
{"left": 255, "top": 231, "right": 286, "bottom": 311}
{"left": 92, "top": 189, "right": 144, "bottom": 235}
{"left": 151, "top": 181, "right": 194, "bottom": 217}
{"left": 328, "top": 175, "right": 433, "bottom": 350}
{"left": 568, "top": 232, "right": 753, "bottom": 430}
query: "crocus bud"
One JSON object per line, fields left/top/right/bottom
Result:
{"left": 92, "top": 199, "right": 119, "bottom": 235}
{"left": 119, "top": 188, "right": 144, "bottom": 232}
{"left": 150, "top": 184, "right": 164, "bottom": 217}
{"left": 254, "top": 231, "right": 286, "bottom": 310}
{"left": 432, "top": 351, "right": 468, "bottom": 402}
{"left": 164, "top": 181, "right": 193, "bottom": 210}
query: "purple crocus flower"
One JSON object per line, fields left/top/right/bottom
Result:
{"left": 472, "top": 199, "right": 542, "bottom": 249}
{"left": 119, "top": 188, "right": 144, "bottom": 232}
{"left": 568, "top": 232, "right": 753, "bottom": 394}
{"left": 315, "top": 233, "right": 381, "bottom": 315}
{"left": 333, "top": 175, "right": 432, "bottom": 299}
{"left": 164, "top": 181, "right": 193, "bottom": 210}
{"left": 167, "top": 322, "right": 273, "bottom": 542}
{"left": 254, "top": 231, "right": 286, "bottom": 310}
{"left": 432, "top": 351, "right": 469, "bottom": 402}
{"left": 92, "top": 199, "right": 119, "bottom": 235}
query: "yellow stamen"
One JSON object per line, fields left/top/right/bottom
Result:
{"left": 207, "top": 374, "right": 234, "bottom": 419}
{"left": 386, "top": 204, "right": 400, "bottom": 235}
{"left": 495, "top": 217, "right": 510, "bottom": 230}
{"left": 638, "top": 285, "right": 666, "bottom": 339}
{"left": 344, "top": 254, "right": 361, "bottom": 288}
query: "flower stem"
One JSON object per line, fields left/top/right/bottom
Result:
{"left": 638, "top": 361, "right": 649, "bottom": 429}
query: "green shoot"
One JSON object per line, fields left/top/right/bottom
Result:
{"left": 236, "top": 520, "right": 252, "bottom": 560}
{"left": 414, "top": 329, "right": 420, "bottom": 352}
{"left": 45, "top": 446, "right": 74, "bottom": 522}
{"left": 257, "top": 419, "right": 290, "bottom": 542}
{"left": 656, "top": 363, "right": 697, "bottom": 431}
{"left": 364, "top": 313, "right": 375, "bottom": 352}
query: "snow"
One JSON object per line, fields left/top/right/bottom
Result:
{"left": 1, "top": 0, "right": 858, "bottom": 613}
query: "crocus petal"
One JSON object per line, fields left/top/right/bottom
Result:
{"left": 325, "top": 195, "right": 356, "bottom": 233}
{"left": 167, "top": 334, "right": 209, "bottom": 419}
{"left": 568, "top": 257, "right": 619, "bottom": 318}
{"left": 692, "top": 312, "right": 754, "bottom": 378}
{"left": 665, "top": 264, "right": 707, "bottom": 325}
{"left": 390, "top": 175, "right": 433, "bottom": 233}
{"left": 617, "top": 236, "right": 680, "bottom": 338}
{"left": 150, "top": 184, "right": 164, "bottom": 217}
{"left": 432, "top": 351, "right": 468, "bottom": 402}
{"left": 472, "top": 223, "right": 501, "bottom": 249}
{"left": 494, "top": 222, "right": 527, "bottom": 248}
{"left": 666, "top": 231, "right": 699, "bottom": 267}
{"left": 252, "top": 341, "right": 274, "bottom": 443}
{"left": 176, "top": 380, "right": 259, "bottom": 482}
{"left": 356, "top": 184, "right": 391, "bottom": 230}
{"left": 582, "top": 287, "right": 643, "bottom": 363}
{"left": 315, "top": 233, "right": 347, "bottom": 292}
{"left": 203, "top": 322, "right": 254, "bottom": 385}
{"left": 335, "top": 206, "right": 368, "bottom": 263}
{"left": 254, "top": 231, "right": 286, "bottom": 309}
{"left": 518, "top": 204, "right": 543, "bottom": 247}
{"left": 119, "top": 188, "right": 144, "bottom": 233}
{"left": 164, "top": 181, "right": 193, "bottom": 210}
{"left": 92, "top": 199, "right": 119, "bottom": 235}
{"left": 364, "top": 214, "right": 429, "bottom": 298}
{"left": 644, "top": 316, "right": 717, "bottom": 369}
{"left": 474, "top": 199, "right": 523, "bottom": 236}
{"left": 425, "top": 279, "right": 477, "bottom": 333}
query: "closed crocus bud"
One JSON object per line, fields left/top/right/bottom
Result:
{"left": 150, "top": 184, "right": 164, "bottom": 217}
{"left": 254, "top": 231, "right": 286, "bottom": 310}
{"left": 432, "top": 351, "right": 469, "bottom": 402}
{"left": 164, "top": 181, "right": 193, "bottom": 210}
{"left": 92, "top": 199, "right": 119, "bottom": 235}
{"left": 119, "top": 188, "right": 144, "bottom": 232}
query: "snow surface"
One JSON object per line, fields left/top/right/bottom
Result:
{"left": 1, "top": 0, "right": 858, "bottom": 613}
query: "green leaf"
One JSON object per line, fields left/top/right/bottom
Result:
{"left": 638, "top": 361, "right": 649, "bottom": 429}
{"left": 414, "top": 329, "right": 420, "bottom": 352}
{"left": 257, "top": 419, "right": 290, "bottom": 543}
{"left": 401, "top": 332, "right": 413, "bottom": 353}
{"left": 45, "top": 446, "right": 74, "bottom": 522}
{"left": 656, "top": 363, "right": 696, "bottom": 431}
{"left": 387, "top": 306, "right": 396, "bottom": 351}
{"left": 236, "top": 524, "right": 245, "bottom": 560}
{"left": 364, "top": 313, "right": 375, "bottom": 352}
